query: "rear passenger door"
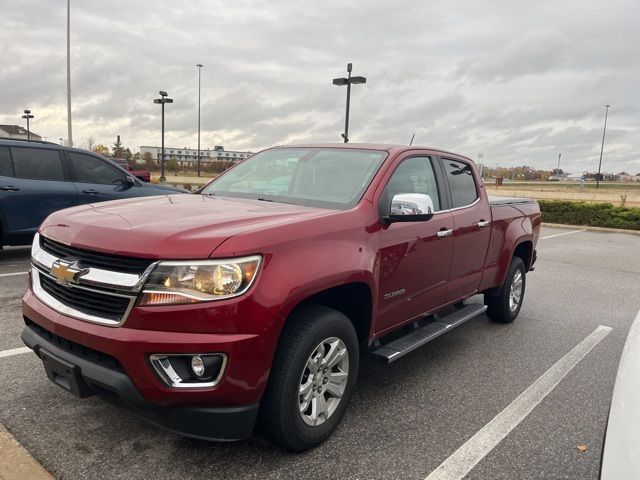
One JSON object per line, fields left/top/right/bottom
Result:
{"left": 0, "top": 146, "right": 78, "bottom": 242}
{"left": 67, "top": 151, "right": 142, "bottom": 203}
{"left": 441, "top": 157, "right": 492, "bottom": 301}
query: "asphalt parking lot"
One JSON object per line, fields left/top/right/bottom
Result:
{"left": 1, "top": 226, "right": 639, "bottom": 480}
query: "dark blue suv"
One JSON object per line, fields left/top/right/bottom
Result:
{"left": 0, "top": 139, "right": 186, "bottom": 247}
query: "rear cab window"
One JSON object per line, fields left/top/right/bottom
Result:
{"left": 10, "top": 148, "right": 66, "bottom": 181}
{"left": 442, "top": 158, "right": 478, "bottom": 208}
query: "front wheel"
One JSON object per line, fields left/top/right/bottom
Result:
{"left": 484, "top": 256, "right": 526, "bottom": 323}
{"left": 260, "top": 305, "right": 359, "bottom": 451}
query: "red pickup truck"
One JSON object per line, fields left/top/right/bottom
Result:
{"left": 112, "top": 158, "right": 151, "bottom": 182}
{"left": 22, "top": 144, "right": 540, "bottom": 451}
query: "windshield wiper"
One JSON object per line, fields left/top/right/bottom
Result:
{"left": 256, "top": 196, "right": 273, "bottom": 202}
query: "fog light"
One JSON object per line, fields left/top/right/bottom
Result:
{"left": 149, "top": 353, "right": 226, "bottom": 388}
{"left": 191, "top": 355, "right": 205, "bottom": 377}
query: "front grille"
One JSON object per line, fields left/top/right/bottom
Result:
{"left": 39, "top": 273, "right": 131, "bottom": 322}
{"left": 40, "top": 235, "right": 153, "bottom": 274}
{"left": 25, "top": 319, "right": 124, "bottom": 372}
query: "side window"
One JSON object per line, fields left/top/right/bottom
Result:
{"left": 11, "top": 148, "right": 65, "bottom": 181}
{"left": 443, "top": 159, "right": 478, "bottom": 208}
{"left": 69, "top": 153, "right": 125, "bottom": 184}
{"left": 0, "top": 147, "right": 14, "bottom": 177}
{"left": 381, "top": 156, "right": 440, "bottom": 213}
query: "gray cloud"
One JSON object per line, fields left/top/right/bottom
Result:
{"left": 0, "top": 0, "right": 638, "bottom": 174}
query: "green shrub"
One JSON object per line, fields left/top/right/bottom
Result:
{"left": 539, "top": 201, "right": 640, "bottom": 230}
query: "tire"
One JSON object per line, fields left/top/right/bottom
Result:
{"left": 484, "top": 256, "right": 526, "bottom": 323}
{"left": 260, "top": 304, "right": 359, "bottom": 451}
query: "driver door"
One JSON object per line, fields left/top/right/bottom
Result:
{"left": 67, "top": 151, "right": 142, "bottom": 203}
{"left": 374, "top": 155, "right": 454, "bottom": 336}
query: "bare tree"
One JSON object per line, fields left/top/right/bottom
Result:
{"left": 86, "top": 137, "right": 95, "bottom": 151}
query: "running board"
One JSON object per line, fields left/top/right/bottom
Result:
{"left": 371, "top": 304, "right": 488, "bottom": 363}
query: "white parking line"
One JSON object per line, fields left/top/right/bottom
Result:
{"left": 0, "top": 347, "right": 31, "bottom": 359}
{"left": 424, "top": 325, "right": 612, "bottom": 480}
{"left": 541, "top": 229, "right": 585, "bottom": 239}
{"left": 0, "top": 271, "right": 28, "bottom": 278}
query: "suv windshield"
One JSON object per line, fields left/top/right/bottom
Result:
{"left": 202, "top": 147, "right": 387, "bottom": 209}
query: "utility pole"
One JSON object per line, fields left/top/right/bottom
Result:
{"left": 197, "top": 63, "right": 203, "bottom": 177}
{"left": 557, "top": 153, "right": 561, "bottom": 174}
{"left": 332, "top": 63, "right": 366, "bottom": 143}
{"left": 66, "top": 0, "right": 73, "bottom": 146}
{"left": 596, "top": 104, "right": 611, "bottom": 189}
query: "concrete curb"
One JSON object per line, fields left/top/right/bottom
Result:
{"left": 0, "top": 423, "right": 52, "bottom": 480}
{"left": 542, "top": 222, "right": 640, "bottom": 236}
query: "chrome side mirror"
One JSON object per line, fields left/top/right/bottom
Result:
{"left": 385, "top": 193, "right": 435, "bottom": 223}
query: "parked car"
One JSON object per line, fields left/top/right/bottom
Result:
{"left": 0, "top": 138, "right": 186, "bottom": 247}
{"left": 600, "top": 310, "right": 640, "bottom": 479}
{"left": 111, "top": 158, "right": 151, "bottom": 182}
{"left": 21, "top": 143, "right": 540, "bottom": 451}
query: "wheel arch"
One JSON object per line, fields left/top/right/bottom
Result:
{"left": 276, "top": 281, "right": 374, "bottom": 348}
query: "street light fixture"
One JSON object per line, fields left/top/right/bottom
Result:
{"left": 21, "top": 109, "right": 34, "bottom": 140}
{"left": 596, "top": 104, "right": 611, "bottom": 189}
{"left": 197, "top": 63, "right": 203, "bottom": 177}
{"left": 154, "top": 90, "right": 173, "bottom": 183}
{"left": 332, "top": 63, "right": 366, "bottom": 143}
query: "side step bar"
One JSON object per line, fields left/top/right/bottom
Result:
{"left": 371, "top": 304, "right": 488, "bottom": 363}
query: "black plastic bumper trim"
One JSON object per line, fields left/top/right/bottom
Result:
{"left": 21, "top": 324, "right": 259, "bottom": 441}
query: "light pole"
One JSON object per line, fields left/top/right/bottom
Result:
{"left": 66, "top": 0, "right": 73, "bottom": 146}
{"left": 21, "top": 110, "right": 34, "bottom": 140}
{"left": 197, "top": 63, "right": 203, "bottom": 177}
{"left": 596, "top": 104, "right": 611, "bottom": 189}
{"left": 154, "top": 90, "right": 173, "bottom": 183}
{"left": 333, "top": 63, "right": 366, "bottom": 143}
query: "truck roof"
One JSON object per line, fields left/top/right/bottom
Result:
{"left": 273, "top": 143, "right": 474, "bottom": 162}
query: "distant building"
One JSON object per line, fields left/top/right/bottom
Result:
{"left": 0, "top": 124, "right": 42, "bottom": 141}
{"left": 618, "top": 174, "right": 640, "bottom": 182}
{"left": 566, "top": 172, "right": 586, "bottom": 181}
{"left": 139, "top": 145, "right": 253, "bottom": 167}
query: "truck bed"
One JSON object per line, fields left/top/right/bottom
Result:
{"left": 488, "top": 196, "right": 537, "bottom": 206}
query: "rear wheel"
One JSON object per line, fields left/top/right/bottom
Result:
{"left": 260, "top": 305, "right": 359, "bottom": 451}
{"left": 485, "top": 256, "right": 526, "bottom": 323}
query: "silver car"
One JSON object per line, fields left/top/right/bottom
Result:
{"left": 600, "top": 310, "right": 640, "bottom": 479}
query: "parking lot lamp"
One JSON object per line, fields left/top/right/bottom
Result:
{"left": 22, "top": 110, "right": 34, "bottom": 140}
{"left": 333, "top": 63, "right": 366, "bottom": 143}
{"left": 154, "top": 91, "right": 173, "bottom": 183}
{"left": 596, "top": 104, "right": 610, "bottom": 189}
{"left": 197, "top": 63, "right": 203, "bottom": 177}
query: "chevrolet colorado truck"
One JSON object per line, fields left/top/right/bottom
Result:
{"left": 112, "top": 158, "right": 151, "bottom": 182}
{"left": 21, "top": 144, "right": 540, "bottom": 451}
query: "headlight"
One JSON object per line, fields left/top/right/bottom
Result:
{"left": 138, "top": 255, "right": 261, "bottom": 306}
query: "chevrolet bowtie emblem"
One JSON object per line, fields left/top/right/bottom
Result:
{"left": 50, "top": 260, "right": 89, "bottom": 285}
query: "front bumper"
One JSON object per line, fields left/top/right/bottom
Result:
{"left": 21, "top": 322, "right": 259, "bottom": 441}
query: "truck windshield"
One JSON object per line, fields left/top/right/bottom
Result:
{"left": 201, "top": 148, "right": 387, "bottom": 209}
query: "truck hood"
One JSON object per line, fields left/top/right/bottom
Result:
{"left": 40, "top": 194, "right": 331, "bottom": 259}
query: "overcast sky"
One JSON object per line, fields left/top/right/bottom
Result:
{"left": 1, "top": 0, "right": 638, "bottom": 173}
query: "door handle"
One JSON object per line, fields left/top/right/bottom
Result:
{"left": 477, "top": 220, "right": 491, "bottom": 229}
{"left": 437, "top": 228, "right": 453, "bottom": 238}
{"left": 0, "top": 186, "right": 20, "bottom": 191}
{"left": 82, "top": 189, "right": 99, "bottom": 195}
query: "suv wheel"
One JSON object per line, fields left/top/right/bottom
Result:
{"left": 484, "top": 256, "right": 526, "bottom": 323}
{"left": 260, "top": 305, "right": 359, "bottom": 451}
